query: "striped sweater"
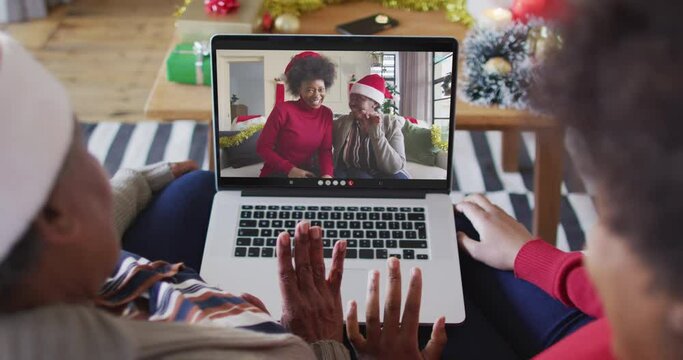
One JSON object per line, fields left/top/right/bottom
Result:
{"left": 105, "top": 162, "right": 349, "bottom": 358}
{"left": 96, "top": 250, "right": 285, "bottom": 334}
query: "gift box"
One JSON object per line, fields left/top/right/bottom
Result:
{"left": 166, "top": 41, "right": 211, "bottom": 86}
{"left": 176, "top": 0, "right": 263, "bottom": 42}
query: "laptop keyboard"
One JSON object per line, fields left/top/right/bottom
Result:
{"left": 234, "top": 205, "right": 429, "bottom": 260}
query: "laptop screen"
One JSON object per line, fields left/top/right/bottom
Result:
{"left": 212, "top": 35, "right": 457, "bottom": 191}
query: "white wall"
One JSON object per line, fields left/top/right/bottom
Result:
{"left": 216, "top": 49, "right": 373, "bottom": 130}
{"left": 229, "top": 62, "right": 265, "bottom": 116}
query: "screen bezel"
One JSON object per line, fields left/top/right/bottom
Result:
{"left": 211, "top": 34, "right": 458, "bottom": 193}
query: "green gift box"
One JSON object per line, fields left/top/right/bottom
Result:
{"left": 166, "top": 41, "right": 211, "bottom": 86}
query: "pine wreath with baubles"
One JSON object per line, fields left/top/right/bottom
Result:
{"left": 459, "top": 23, "right": 535, "bottom": 109}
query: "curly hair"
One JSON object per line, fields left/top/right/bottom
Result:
{"left": 534, "top": 0, "right": 683, "bottom": 297}
{"left": 285, "top": 55, "right": 336, "bottom": 96}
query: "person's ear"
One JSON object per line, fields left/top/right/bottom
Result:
{"left": 669, "top": 302, "right": 683, "bottom": 336}
{"left": 32, "top": 185, "right": 79, "bottom": 246}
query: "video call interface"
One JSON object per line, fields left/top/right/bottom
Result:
{"left": 215, "top": 48, "right": 455, "bottom": 188}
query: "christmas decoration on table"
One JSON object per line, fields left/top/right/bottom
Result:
{"left": 204, "top": 0, "right": 240, "bottom": 15}
{"left": 166, "top": 41, "right": 211, "bottom": 86}
{"left": 262, "top": 0, "right": 325, "bottom": 18}
{"left": 466, "top": 0, "right": 511, "bottom": 24}
{"left": 273, "top": 13, "right": 301, "bottom": 33}
{"left": 458, "top": 23, "right": 534, "bottom": 109}
{"left": 445, "top": 0, "right": 475, "bottom": 27}
{"left": 174, "top": 0, "right": 193, "bottom": 17}
{"left": 175, "top": 0, "right": 263, "bottom": 41}
{"left": 379, "top": 0, "right": 444, "bottom": 12}
{"left": 256, "top": 0, "right": 476, "bottom": 33}
{"left": 511, "top": 0, "right": 566, "bottom": 22}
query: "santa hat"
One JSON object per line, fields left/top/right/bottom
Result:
{"left": 349, "top": 74, "right": 392, "bottom": 105}
{"left": 0, "top": 32, "right": 73, "bottom": 263}
{"left": 284, "top": 51, "right": 321, "bottom": 74}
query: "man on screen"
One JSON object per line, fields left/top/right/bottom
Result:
{"left": 333, "top": 74, "right": 410, "bottom": 179}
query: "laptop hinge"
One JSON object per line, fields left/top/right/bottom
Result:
{"left": 242, "top": 188, "right": 429, "bottom": 199}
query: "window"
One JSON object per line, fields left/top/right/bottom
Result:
{"left": 370, "top": 51, "right": 399, "bottom": 109}
{"left": 432, "top": 52, "right": 453, "bottom": 129}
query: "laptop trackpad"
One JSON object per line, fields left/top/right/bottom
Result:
{"left": 340, "top": 269, "right": 370, "bottom": 318}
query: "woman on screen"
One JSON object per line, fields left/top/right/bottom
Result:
{"left": 333, "top": 74, "right": 409, "bottom": 179}
{"left": 256, "top": 52, "right": 335, "bottom": 178}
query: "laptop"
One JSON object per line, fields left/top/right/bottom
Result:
{"left": 201, "top": 34, "right": 464, "bottom": 324}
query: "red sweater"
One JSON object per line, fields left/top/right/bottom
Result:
{"left": 256, "top": 99, "right": 334, "bottom": 177}
{"left": 515, "top": 240, "right": 615, "bottom": 359}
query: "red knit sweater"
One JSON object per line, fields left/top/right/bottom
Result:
{"left": 514, "top": 240, "right": 615, "bottom": 359}
{"left": 256, "top": 99, "right": 334, "bottom": 177}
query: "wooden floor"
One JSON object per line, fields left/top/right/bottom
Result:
{"left": 1, "top": 0, "right": 178, "bottom": 122}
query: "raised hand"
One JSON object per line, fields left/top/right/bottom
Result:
{"left": 346, "top": 258, "right": 447, "bottom": 360}
{"left": 277, "top": 222, "right": 347, "bottom": 342}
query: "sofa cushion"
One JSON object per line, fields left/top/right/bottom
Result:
{"left": 402, "top": 121, "right": 440, "bottom": 166}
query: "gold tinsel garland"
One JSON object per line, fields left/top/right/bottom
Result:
{"left": 219, "top": 124, "right": 265, "bottom": 148}
{"left": 445, "top": 0, "right": 474, "bottom": 27}
{"left": 431, "top": 124, "right": 449, "bottom": 151}
{"left": 263, "top": 0, "right": 473, "bottom": 26}
{"left": 174, "top": 0, "right": 193, "bottom": 17}
{"left": 175, "top": 0, "right": 472, "bottom": 27}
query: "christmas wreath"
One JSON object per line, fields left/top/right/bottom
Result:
{"left": 458, "top": 23, "right": 535, "bottom": 109}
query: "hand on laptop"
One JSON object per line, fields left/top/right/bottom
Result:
{"left": 277, "top": 222, "right": 347, "bottom": 342}
{"left": 345, "top": 258, "right": 447, "bottom": 360}
{"left": 455, "top": 194, "right": 533, "bottom": 271}
{"left": 288, "top": 166, "right": 316, "bottom": 178}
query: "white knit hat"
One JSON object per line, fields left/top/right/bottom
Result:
{"left": 0, "top": 32, "right": 73, "bottom": 263}
{"left": 349, "top": 74, "right": 392, "bottom": 105}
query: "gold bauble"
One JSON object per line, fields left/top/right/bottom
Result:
{"left": 483, "top": 57, "right": 512, "bottom": 76}
{"left": 274, "top": 13, "right": 301, "bottom": 34}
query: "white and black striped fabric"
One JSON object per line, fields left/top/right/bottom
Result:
{"left": 81, "top": 121, "right": 596, "bottom": 253}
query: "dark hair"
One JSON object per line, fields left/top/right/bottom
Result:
{"left": 285, "top": 55, "right": 336, "bottom": 96}
{"left": 535, "top": 0, "right": 683, "bottom": 296}
{"left": 0, "top": 225, "right": 43, "bottom": 307}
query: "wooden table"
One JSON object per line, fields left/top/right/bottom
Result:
{"left": 144, "top": 2, "right": 564, "bottom": 244}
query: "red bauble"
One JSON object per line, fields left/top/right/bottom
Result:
{"left": 204, "top": 0, "right": 240, "bottom": 15}
{"left": 511, "top": 0, "right": 565, "bottom": 22}
{"left": 262, "top": 12, "right": 273, "bottom": 32}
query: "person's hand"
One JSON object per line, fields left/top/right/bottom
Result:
{"left": 455, "top": 194, "right": 533, "bottom": 271}
{"left": 346, "top": 258, "right": 447, "bottom": 360}
{"left": 321, "top": 175, "right": 333, "bottom": 179}
{"left": 358, "top": 110, "right": 381, "bottom": 135}
{"left": 170, "top": 160, "right": 199, "bottom": 178}
{"left": 362, "top": 110, "right": 382, "bottom": 125}
{"left": 288, "top": 167, "right": 315, "bottom": 178}
{"left": 240, "top": 292, "right": 270, "bottom": 314}
{"left": 277, "top": 222, "right": 347, "bottom": 342}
